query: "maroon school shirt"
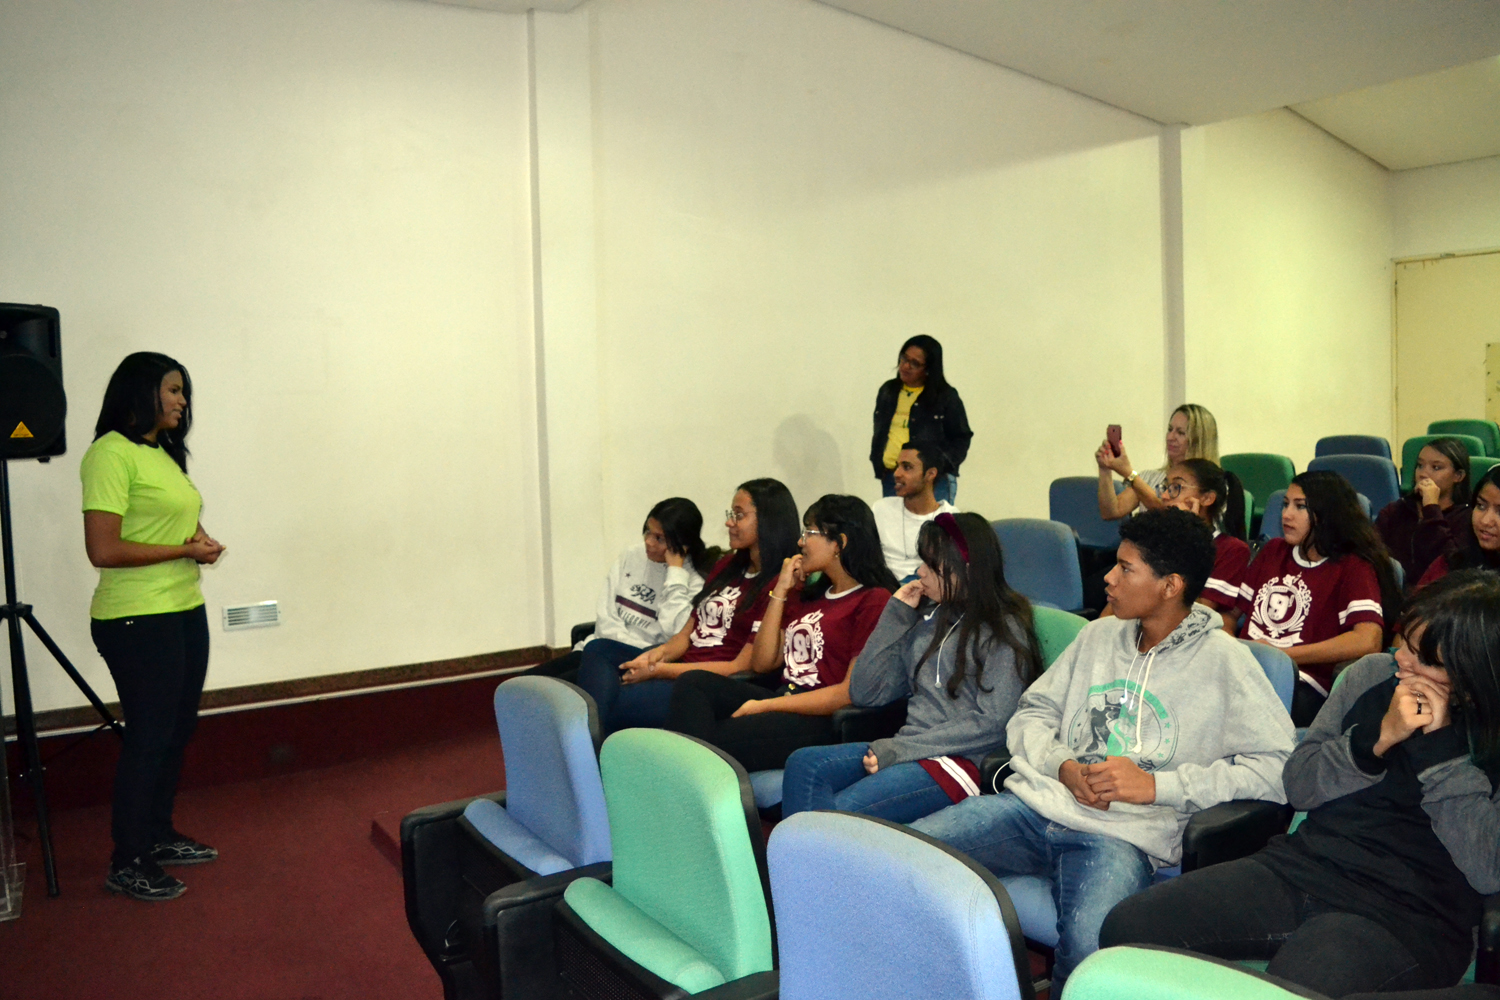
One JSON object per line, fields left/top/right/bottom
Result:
{"left": 681, "top": 557, "right": 771, "bottom": 664}
{"left": 1200, "top": 533, "right": 1252, "bottom": 613}
{"left": 779, "top": 585, "right": 891, "bottom": 690}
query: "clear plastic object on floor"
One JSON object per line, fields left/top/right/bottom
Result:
{"left": 0, "top": 729, "right": 23, "bottom": 921}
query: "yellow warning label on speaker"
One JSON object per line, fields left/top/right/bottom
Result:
{"left": 11, "top": 422, "right": 34, "bottom": 439}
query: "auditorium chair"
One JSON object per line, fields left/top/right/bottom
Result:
{"left": 768, "top": 811, "right": 1035, "bottom": 1000}
{"left": 1306, "top": 455, "right": 1401, "bottom": 517}
{"left": 1066, "top": 946, "right": 1325, "bottom": 999}
{"left": 991, "top": 518, "right": 1087, "bottom": 614}
{"left": 552, "top": 729, "right": 778, "bottom": 1000}
{"left": 1401, "top": 434, "right": 1487, "bottom": 492}
{"left": 1429, "top": 419, "right": 1500, "bottom": 457}
{"left": 1221, "top": 454, "right": 1296, "bottom": 539}
{"left": 1049, "top": 476, "right": 1125, "bottom": 551}
{"left": 1314, "top": 435, "right": 1391, "bottom": 461}
{"left": 402, "top": 677, "right": 612, "bottom": 1000}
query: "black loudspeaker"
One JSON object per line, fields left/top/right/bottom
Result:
{"left": 0, "top": 304, "right": 66, "bottom": 460}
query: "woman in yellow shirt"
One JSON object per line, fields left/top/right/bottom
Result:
{"left": 869, "top": 337, "right": 972, "bottom": 505}
{"left": 81, "top": 353, "right": 224, "bottom": 902}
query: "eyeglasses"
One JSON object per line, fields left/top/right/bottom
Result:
{"left": 1162, "top": 482, "right": 1197, "bottom": 499}
{"left": 725, "top": 509, "right": 754, "bottom": 524}
{"left": 898, "top": 355, "right": 926, "bottom": 369}
{"left": 800, "top": 528, "right": 825, "bottom": 540}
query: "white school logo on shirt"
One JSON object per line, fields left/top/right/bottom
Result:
{"left": 691, "top": 586, "right": 742, "bottom": 647}
{"left": 1248, "top": 573, "right": 1312, "bottom": 646}
{"left": 782, "top": 610, "right": 826, "bottom": 687}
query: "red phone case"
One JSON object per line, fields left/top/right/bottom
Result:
{"left": 1107, "top": 425, "right": 1122, "bottom": 457}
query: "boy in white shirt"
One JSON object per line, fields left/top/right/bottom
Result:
{"left": 873, "top": 439, "right": 956, "bottom": 581}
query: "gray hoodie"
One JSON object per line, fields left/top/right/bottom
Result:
{"left": 850, "top": 598, "right": 1027, "bottom": 770}
{"left": 1004, "top": 604, "right": 1294, "bottom": 866}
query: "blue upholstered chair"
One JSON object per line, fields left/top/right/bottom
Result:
{"left": 1314, "top": 435, "right": 1391, "bottom": 460}
{"left": 1049, "top": 476, "right": 1123, "bottom": 552}
{"left": 1306, "top": 455, "right": 1400, "bottom": 516}
{"left": 402, "top": 677, "right": 612, "bottom": 1000}
{"left": 991, "top": 518, "right": 1085, "bottom": 613}
{"left": 768, "top": 811, "right": 1035, "bottom": 1000}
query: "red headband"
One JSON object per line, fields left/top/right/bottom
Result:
{"left": 934, "top": 512, "right": 969, "bottom": 563}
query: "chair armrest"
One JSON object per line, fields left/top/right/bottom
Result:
{"left": 1478, "top": 893, "right": 1500, "bottom": 984}
{"left": 694, "top": 970, "right": 779, "bottom": 1000}
{"left": 485, "top": 861, "right": 613, "bottom": 1000}
{"left": 400, "top": 791, "right": 506, "bottom": 962}
{"left": 1179, "top": 800, "right": 1292, "bottom": 873}
{"left": 570, "top": 621, "right": 595, "bottom": 647}
{"left": 980, "top": 749, "right": 1012, "bottom": 794}
{"left": 834, "top": 700, "right": 907, "bottom": 744}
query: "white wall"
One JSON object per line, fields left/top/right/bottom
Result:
{"left": 1391, "top": 155, "right": 1500, "bottom": 259}
{"left": 0, "top": 0, "right": 543, "bottom": 712}
{"left": 1181, "top": 109, "right": 1394, "bottom": 470}
{"left": 580, "top": 0, "right": 1165, "bottom": 578}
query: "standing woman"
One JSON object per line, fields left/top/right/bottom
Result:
{"left": 1096, "top": 404, "right": 1219, "bottom": 521}
{"left": 82, "top": 353, "right": 225, "bottom": 901}
{"left": 1376, "top": 437, "right": 1472, "bottom": 585}
{"left": 869, "top": 336, "right": 972, "bottom": 505}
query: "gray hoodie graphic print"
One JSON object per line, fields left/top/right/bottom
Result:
{"left": 1004, "top": 604, "right": 1295, "bottom": 866}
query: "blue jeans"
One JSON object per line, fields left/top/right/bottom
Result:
{"left": 781, "top": 742, "right": 953, "bottom": 823}
{"left": 910, "top": 792, "right": 1153, "bottom": 994}
{"left": 574, "top": 638, "right": 674, "bottom": 733}
{"left": 879, "top": 470, "right": 958, "bottom": 505}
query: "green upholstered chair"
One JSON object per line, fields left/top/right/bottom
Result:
{"left": 1063, "top": 946, "right": 1324, "bottom": 999}
{"left": 1220, "top": 454, "right": 1296, "bottom": 539}
{"left": 1032, "top": 607, "right": 1088, "bottom": 669}
{"left": 553, "top": 729, "right": 777, "bottom": 1000}
{"left": 1470, "top": 456, "right": 1500, "bottom": 481}
{"left": 1429, "top": 419, "right": 1500, "bottom": 457}
{"left": 1402, "top": 434, "right": 1487, "bottom": 492}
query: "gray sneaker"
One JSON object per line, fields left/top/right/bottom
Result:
{"left": 150, "top": 834, "right": 219, "bottom": 866}
{"left": 106, "top": 858, "right": 186, "bottom": 901}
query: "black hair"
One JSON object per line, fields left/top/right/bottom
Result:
{"left": 898, "top": 437, "right": 952, "bottom": 480}
{"left": 1116, "top": 508, "right": 1217, "bottom": 606}
{"left": 896, "top": 335, "right": 951, "bottom": 400}
{"left": 1174, "top": 458, "right": 1246, "bottom": 539}
{"left": 1410, "top": 437, "right": 1472, "bottom": 507}
{"left": 1290, "top": 470, "right": 1403, "bottom": 641}
{"left": 93, "top": 352, "right": 192, "bottom": 472}
{"left": 1449, "top": 465, "right": 1500, "bottom": 571}
{"left": 1398, "top": 569, "right": 1500, "bottom": 767}
{"left": 799, "top": 495, "right": 898, "bottom": 600}
{"left": 643, "top": 498, "right": 719, "bottom": 577}
{"left": 912, "top": 511, "right": 1043, "bottom": 699}
{"left": 695, "top": 478, "right": 800, "bottom": 608}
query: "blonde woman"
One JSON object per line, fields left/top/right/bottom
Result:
{"left": 1096, "top": 404, "right": 1219, "bottom": 521}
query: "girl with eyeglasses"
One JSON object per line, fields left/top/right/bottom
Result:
{"left": 1161, "top": 459, "right": 1250, "bottom": 632}
{"left": 779, "top": 512, "right": 1042, "bottom": 823}
{"left": 1095, "top": 404, "right": 1219, "bottom": 521}
{"left": 576, "top": 478, "right": 800, "bottom": 732}
{"left": 665, "top": 495, "right": 896, "bottom": 771}
{"left": 1416, "top": 463, "right": 1500, "bottom": 588}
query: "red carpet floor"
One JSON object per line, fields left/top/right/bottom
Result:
{"left": 1, "top": 730, "right": 503, "bottom": 1000}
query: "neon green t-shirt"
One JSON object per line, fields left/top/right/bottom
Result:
{"left": 80, "top": 431, "right": 204, "bottom": 620}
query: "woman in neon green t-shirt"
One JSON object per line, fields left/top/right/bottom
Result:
{"left": 81, "top": 352, "right": 225, "bottom": 902}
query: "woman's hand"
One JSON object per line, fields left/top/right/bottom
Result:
{"left": 730, "top": 698, "right": 767, "bottom": 718}
{"left": 862, "top": 749, "right": 880, "bottom": 775}
{"left": 1096, "top": 439, "right": 1133, "bottom": 478}
{"left": 186, "top": 528, "right": 225, "bottom": 564}
{"left": 619, "top": 650, "right": 675, "bottom": 685}
{"left": 1400, "top": 674, "right": 1452, "bottom": 734}
{"left": 665, "top": 546, "right": 685, "bottom": 569}
{"left": 893, "top": 580, "right": 924, "bottom": 608}
{"left": 1176, "top": 495, "right": 1203, "bottom": 517}
{"left": 775, "top": 555, "right": 804, "bottom": 599}
{"left": 1374, "top": 679, "right": 1447, "bottom": 755}
{"left": 1416, "top": 476, "right": 1441, "bottom": 508}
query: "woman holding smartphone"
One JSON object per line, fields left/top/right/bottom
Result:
{"left": 1095, "top": 404, "right": 1219, "bottom": 521}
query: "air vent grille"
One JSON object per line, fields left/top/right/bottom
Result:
{"left": 222, "top": 601, "right": 280, "bottom": 631}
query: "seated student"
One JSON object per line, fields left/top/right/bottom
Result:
{"left": 665, "top": 495, "right": 895, "bottom": 772}
{"left": 1164, "top": 459, "right": 1250, "bottom": 632}
{"left": 1238, "top": 470, "right": 1402, "bottom": 727}
{"left": 1095, "top": 403, "right": 1219, "bottom": 521}
{"left": 1377, "top": 437, "right": 1472, "bottom": 585}
{"left": 779, "top": 512, "right": 1042, "bottom": 823}
{"left": 526, "top": 498, "right": 712, "bottom": 684}
{"left": 1417, "top": 464, "right": 1500, "bottom": 588}
{"left": 871, "top": 438, "right": 957, "bottom": 582}
{"left": 910, "top": 508, "right": 1293, "bottom": 998}
{"left": 576, "top": 478, "right": 799, "bottom": 732}
{"left": 1101, "top": 571, "right": 1500, "bottom": 999}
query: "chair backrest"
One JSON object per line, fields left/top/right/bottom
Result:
{"left": 1033, "top": 606, "right": 1088, "bottom": 668}
{"left": 1473, "top": 455, "right": 1500, "bottom": 481}
{"left": 1220, "top": 454, "right": 1296, "bottom": 516}
{"left": 1429, "top": 418, "right": 1500, "bottom": 457}
{"left": 1306, "top": 454, "right": 1400, "bottom": 515}
{"left": 1048, "top": 476, "right": 1122, "bottom": 550}
{"left": 599, "top": 729, "right": 773, "bottom": 983}
{"left": 768, "top": 811, "right": 1032, "bottom": 1000}
{"left": 1315, "top": 434, "right": 1391, "bottom": 460}
{"left": 1237, "top": 640, "right": 1294, "bottom": 712}
{"left": 1401, "top": 433, "right": 1487, "bottom": 491}
{"left": 1067, "top": 946, "right": 1308, "bottom": 1000}
{"left": 494, "top": 677, "right": 611, "bottom": 868}
{"left": 990, "top": 518, "right": 1083, "bottom": 612}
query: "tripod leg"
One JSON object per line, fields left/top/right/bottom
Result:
{"left": 4, "top": 612, "right": 60, "bottom": 897}
{"left": 21, "top": 612, "right": 124, "bottom": 739}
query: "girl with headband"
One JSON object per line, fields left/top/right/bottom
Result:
{"left": 780, "top": 511, "right": 1043, "bottom": 822}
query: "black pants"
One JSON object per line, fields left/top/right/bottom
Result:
{"left": 91, "top": 605, "right": 210, "bottom": 865}
{"left": 666, "top": 670, "right": 836, "bottom": 772}
{"left": 1292, "top": 679, "right": 1328, "bottom": 728}
{"left": 517, "top": 649, "right": 581, "bottom": 686}
{"left": 1099, "top": 858, "right": 1465, "bottom": 997}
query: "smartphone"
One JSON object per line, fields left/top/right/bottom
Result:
{"left": 1107, "top": 424, "right": 1123, "bottom": 458}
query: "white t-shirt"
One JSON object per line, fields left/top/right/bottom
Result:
{"left": 582, "top": 543, "right": 705, "bottom": 650}
{"left": 873, "top": 497, "right": 958, "bottom": 580}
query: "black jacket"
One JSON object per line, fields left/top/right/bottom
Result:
{"left": 869, "top": 378, "right": 973, "bottom": 478}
